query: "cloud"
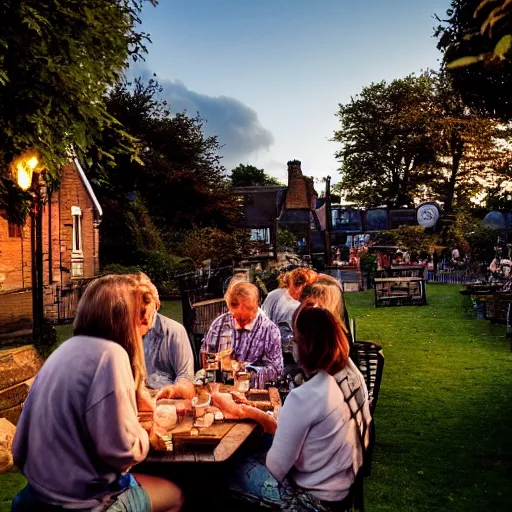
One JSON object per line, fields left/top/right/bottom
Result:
{"left": 131, "top": 67, "right": 274, "bottom": 169}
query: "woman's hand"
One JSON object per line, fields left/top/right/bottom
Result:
{"left": 156, "top": 379, "right": 196, "bottom": 401}
{"left": 136, "top": 386, "right": 155, "bottom": 413}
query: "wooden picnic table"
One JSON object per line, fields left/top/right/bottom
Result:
{"left": 374, "top": 275, "right": 427, "bottom": 307}
{"left": 373, "top": 277, "right": 423, "bottom": 283}
{"left": 145, "top": 420, "right": 259, "bottom": 463}
{"left": 144, "top": 385, "right": 279, "bottom": 463}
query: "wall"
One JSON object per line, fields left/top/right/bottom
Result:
{"left": 58, "top": 162, "right": 98, "bottom": 287}
{"left": 0, "top": 217, "right": 31, "bottom": 291}
{"left": 0, "top": 290, "right": 32, "bottom": 333}
{"left": 0, "top": 161, "right": 101, "bottom": 327}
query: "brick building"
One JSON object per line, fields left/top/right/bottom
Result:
{"left": 279, "top": 159, "right": 321, "bottom": 252}
{"left": 233, "top": 159, "right": 323, "bottom": 257}
{"left": 0, "top": 159, "right": 101, "bottom": 333}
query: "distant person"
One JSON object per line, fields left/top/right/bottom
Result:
{"left": 262, "top": 267, "right": 317, "bottom": 333}
{"left": 11, "top": 274, "right": 183, "bottom": 512}
{"left": 201, "top": 281, "right": 283, "bottom": 388}
{"left": 136, "top": 273, "right": 194, "bottom": 389}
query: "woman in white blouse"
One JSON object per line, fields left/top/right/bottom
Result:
{"left": 230, "top": 305, "right": 369, "bottom": 511}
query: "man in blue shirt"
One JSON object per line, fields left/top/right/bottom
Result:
{"left": 137, "top": 273, "right": 194, "bottom": 389}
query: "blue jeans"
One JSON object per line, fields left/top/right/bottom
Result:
{"left": 228, "top": 435, "right": 353, "bottom": 511}
{"left": 11, "top": 474, "right": 150, "bottom": 512}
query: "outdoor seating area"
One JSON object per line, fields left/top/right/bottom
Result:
{"left": 4, "top": 283, "right": 511, "bottom": 511}
{"left": 4, "top": 2, "right": 512, "bottom": 511}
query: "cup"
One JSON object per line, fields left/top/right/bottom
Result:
{"left": 153, "top": 400, "right": 178, "bottom": 435}
{"left": 235, "top": 371, "right": 250, "bottom": 393}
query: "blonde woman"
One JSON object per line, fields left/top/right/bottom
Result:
{"left": 262, "top": 268, "right": 317, "bottom": 331}
{"left": 11, "top": 275, "right": 183, "bottom": 512}
{"left": 298, "top": 278, "right": 371, "bottom": 449}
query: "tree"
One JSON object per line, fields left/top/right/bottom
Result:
{"left": 436, "top": 0, "right": 512, "bottom": 120}
{"left": 334, "top": 72, "right": 512, "bottom": 211}
{"left": 429, "top": 73, "right": 512, "bottom": 212}
{"left": 333, "top": 73, "right": 440, "bottom": 208}
{"left": 231, "top": 164, "right": 282, "bottom": 187}
{"left": 0, "top": 0, "right": 156, "bottom": 221}
{"left": 84, "top": 78, "right": 241, "bottom": 266}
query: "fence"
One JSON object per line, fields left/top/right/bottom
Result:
{"left": 43, "top": 278, "right": 95, "bottom": 324}
{"left": 425, "top": 271, "right": 489, "bottom": 285}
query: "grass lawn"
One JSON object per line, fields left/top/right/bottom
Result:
{"left": 2, "top": 285, "right": 511, "bottom": 511}
{"left": 348, "top": 284, "right": 512, "bottom": 512}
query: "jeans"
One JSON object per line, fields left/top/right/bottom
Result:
{"left": 11, "top": 474, "right": 150, "bottom": 512}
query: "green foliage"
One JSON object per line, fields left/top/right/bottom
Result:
{"left": 230, "top": 163, "right": 282, "bottom": 187}
{"left": 276, "top": 228, "right": 297, "bottom": 252}
{"left": 175, "top": 227, "right": 253, "bottom": 265}
{"left": 82, "top": 78, "right": 241, "bottom": 267}
{"left": 396, "top": 226, "right": 438, "bottom": 256}
{"left": 101, "top": 263, "right": 142, "bottom": 275}
{"left": 0, "top": 0, "right": 157, "bottom": 221}
{"left": 334, "top": 71, "right": 512, "bottom": 211}
{"left": 436, "top": 0, "right": 512, "bottom": 120}
{"left": 447, "top": 210, "right": 498, "bottom": 260}
{"left": 444, "top": 1, "right": 512, "bottom": 68}
{"left": 140, "top": 250, "right": 194, "bottom": 285}
{"left": 102, "top": 253, "right": 195, "bottom": 297}
{"left": 333, "top": 73, "right": 439, "bottom": 208}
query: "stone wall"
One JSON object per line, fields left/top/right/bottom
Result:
{"left": 0, "top": 345, "right": 43, "bottom": 424}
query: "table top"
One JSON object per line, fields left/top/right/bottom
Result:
{"left": 374, "top": 277, "right": 424, "bottom": 283}
{"left": 145, "top": 420, "right": 259, "bottom": 463}
{"left": 144, "top": 385, "right": 279, "bottom": 463}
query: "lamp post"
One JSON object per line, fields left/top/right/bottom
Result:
{"left": 11, "top": 150, "right": 45, "bottom": 345}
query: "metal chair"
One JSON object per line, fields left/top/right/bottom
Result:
{"left": 353, "top": 340, "right": 384, "bottom": 416}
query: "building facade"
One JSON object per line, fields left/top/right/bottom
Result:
{"left": 0, "top": 159, "right": 101, "bottom": 333}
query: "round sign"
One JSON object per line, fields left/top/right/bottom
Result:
{"left": 417, "top": 203, "right": 440, "bottom": 229}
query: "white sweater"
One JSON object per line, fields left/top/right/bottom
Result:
{"left": 266, "top": 370, "right": 358, "bottom": 501}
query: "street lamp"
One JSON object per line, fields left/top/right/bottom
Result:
{"left": 10, "top": 149, "right": 45, "bottom": 345}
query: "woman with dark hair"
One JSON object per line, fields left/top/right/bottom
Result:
{"left": 230, "top": 306, "right": 369, "bottom": 511}
{"left": 11, "top": 274, "right": 183, "bottom": 512}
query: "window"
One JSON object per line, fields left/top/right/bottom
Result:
{"left": 8, "top": 222, "right": 21, "bottom": 238}
{"left": 250, "top": 228, "right": 270, "bottom": 243}
{"left": 71, "top": 206, "right": 82, "bottom": 254}
{"left": 71, "top": 206, "right": 84, "bottom": 278}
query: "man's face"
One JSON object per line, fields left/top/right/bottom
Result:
{"left": 229, "top": 301, "right": 257, "bottom": 329}
{"left": 139, "top": 300, "right": 157, "bottom": 337}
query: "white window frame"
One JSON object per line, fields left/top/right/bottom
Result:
{"left": 71, "top": 206, "right": 84, "bottom": 278}
{"left": 71, "top": 206, "right": 83, "bottom": 256}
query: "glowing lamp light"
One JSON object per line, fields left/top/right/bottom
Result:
{"left": 10, "top": 150, "right": 43, "bottom": 191}
{"left": 16, "top": 163, "right": 33, "bottom": 191}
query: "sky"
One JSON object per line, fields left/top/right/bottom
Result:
{"left": 137, "top": 0, "right": 451, "bottom": 184}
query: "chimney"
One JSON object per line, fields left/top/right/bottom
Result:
{"left": 285, "top": 160, "right": 310, "bottom": 209}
